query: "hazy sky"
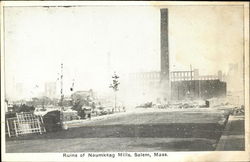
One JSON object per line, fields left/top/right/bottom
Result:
{"left": 4, "top": 5, "right": 244, "bottom": 98}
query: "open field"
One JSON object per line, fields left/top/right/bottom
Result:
{"left": 6, "top": 108, "right": 236, "bottom": 152}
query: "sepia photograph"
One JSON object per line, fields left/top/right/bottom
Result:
{"left": 1, "top": 1, "right": 249, "bottom": 161}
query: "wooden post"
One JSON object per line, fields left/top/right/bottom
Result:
{"left": 14, "top": 120, "right": 18, "bottom": 137}
{"left": 40, "top": 116, "right": 46, "bottom": 132}
{"left": 37, "top": 119, "right": 42, "bottom": 134}
{"left": 6, "top": 119, "right": 11, "bottom": 137}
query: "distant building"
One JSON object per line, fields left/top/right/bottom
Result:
{"left": 194, "top": 69, "right": 199, "bottom": 80}
{"left": 171, "top": 69, "right": 226, "bottom": 82}
{"left": 128, "top": 72, "right": 161, "bottom": 102}
{"left": 170, "top": 71, "right": 195, "bottom": 81}
{"left": 128, "top": 69, "right": 227, "bottom": 101}
{"left": 44, "top": 82, "right": 57, "bottom": 98}
{"left": 170, "top": 69, "right": 226, "bottom": 100}
{"left": 129, "top": 71, "right": 161, "bottom": 89}
{"left": 171, "top": 80, "right": 226, "bottom": 100}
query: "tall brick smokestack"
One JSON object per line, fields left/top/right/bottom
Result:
{"left": 160, "top": 8, "right": 170, "bottom": 99}
{"left": 160, "top": 8, "right": 169, "bottom": 82}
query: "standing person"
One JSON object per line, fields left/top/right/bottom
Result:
{"left": 88, "top": 112, "right": 91, "bottom": 120}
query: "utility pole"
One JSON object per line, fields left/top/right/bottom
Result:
{"left": 60, "top": 63, "right": 64, "bottom": 126}
{"left": 60, "top": 63, "right": 64, "bottom": 109}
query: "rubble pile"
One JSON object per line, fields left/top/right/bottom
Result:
{"left": 136, "top": 100, "right": 208, "bottom": 109}
{"left": 232, "top": 105, "right": 245, "bottom": 116}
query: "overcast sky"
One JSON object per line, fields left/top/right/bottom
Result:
{"left": 4, "top": 5, "right": 244, "bottom": 98}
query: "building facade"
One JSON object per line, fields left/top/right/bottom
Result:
{"left": 171, "top": 80, "right": 227, "bottom": 100}
{"left": 128, "top": 69, "right": 227, "bottom": 101}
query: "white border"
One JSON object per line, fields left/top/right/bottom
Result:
{"left": 1, "top": 1, "right": 249, "bottom": 162}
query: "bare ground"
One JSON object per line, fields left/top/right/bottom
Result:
{"left": 6, "top": 108, "right": 234, "bottom": 152}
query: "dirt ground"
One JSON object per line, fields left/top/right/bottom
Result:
{"left": 6, "top": 108, "right": 233, "bottom": 152}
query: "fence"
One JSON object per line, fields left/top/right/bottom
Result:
{"left": 6, "top": 112, "right": 46, "bottom": 137}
